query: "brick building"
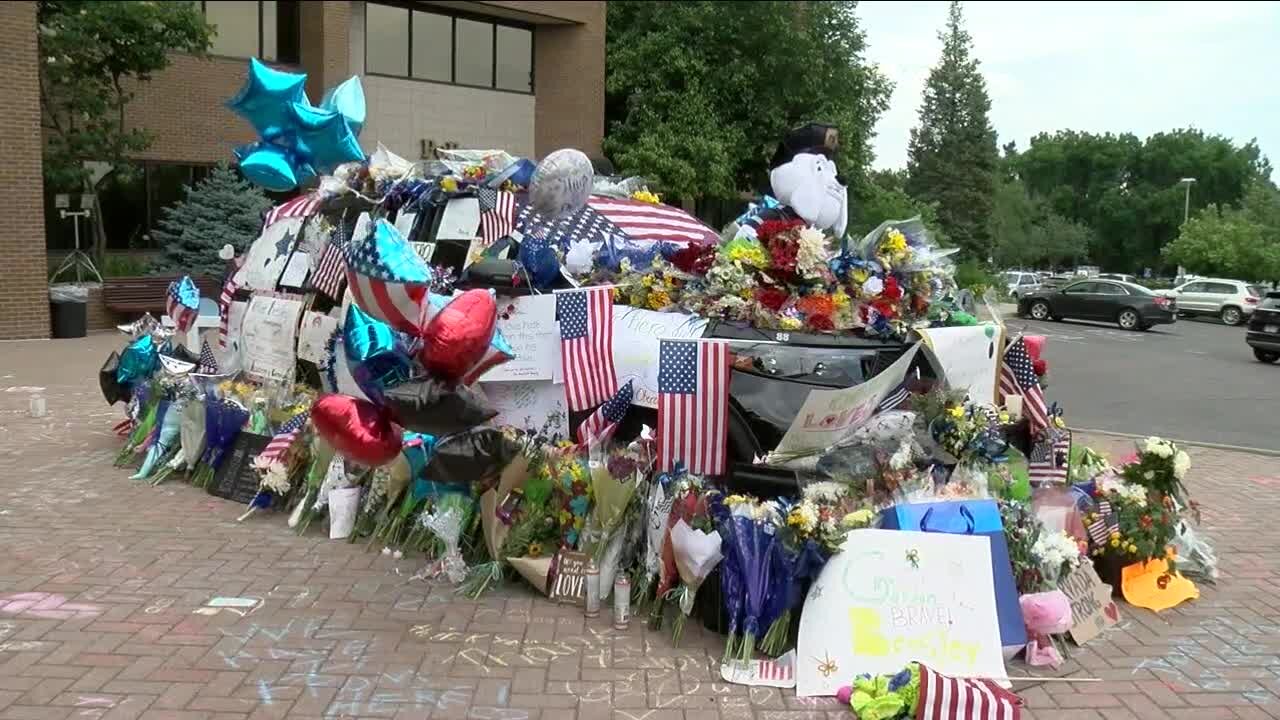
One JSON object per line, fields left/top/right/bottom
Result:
{"left": 0, "top": 0, "right": 604, "bottom": 339}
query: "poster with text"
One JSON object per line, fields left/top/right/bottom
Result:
{"left": 297, "top": 311, "right": 339, "bottom": 364}
{"left": 241, "top": 295, "right": 304, "bottom": 382}
{"left": 481, "top": 380, "right": 568, "bottom": 437}
{"left": 796, "top": 529, "right": 1007, "bottom": 696}
{"left": 918, "top": 325, "right": 1002, "bottom": 406}
{"left": 611, "top": 307, "right": 709, "bottom": 408}
{"left": 236, "top": 218, "right": 302, "bottom": 292}
{"left": 479, "top": 294, "right": 559, "bottom": 382}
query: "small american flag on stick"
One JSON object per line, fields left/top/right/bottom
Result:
{"left": 576, "top": 380, "right": 634, "bottom": 446}
{"left": 557, "top": 287, "right": 617, "bottom": 411}
{"left": 256, "top": 411, "right": 310, "bottom": 466}
{"left": 217, "top": 257, "right": 244, "bottom": 350}
{"left": 657, "top": 339, "right": 730, "bottom": 475}
{"left": 310, "top": 242, "right": 348, "bottom": 301}
{"left": 1028, "top": 430, "right": 1071, "bottom": 483}
{"left": 917, "top": 663, "right": 1022, "bottom": 720}
{"left": 1000, "top": 336, "right": 1049, "bottom": 436}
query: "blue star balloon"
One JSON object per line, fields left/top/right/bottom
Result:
{"left": 236, "top": 143, "right": 301, "bottom": 192}
{"left": 343, "top": 303, "right": 413, "bottom": 404}
{"left": 320, "top": 75, "right": 366, "bottom": 136}
{"left": 117, "top": 334, "right": 159, "bottom": 387}
{"left": 289, "top": 102, "right": 364, "bottom": 170}
{"left": 345, "top": 220, "right": 434, "bottom": 336}
{"left": 225, "top": 58, "right": 309, "bottom": 141}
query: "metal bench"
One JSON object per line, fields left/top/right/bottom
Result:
{"left": 102, "top": 275, "right": 221, "bottom": 316}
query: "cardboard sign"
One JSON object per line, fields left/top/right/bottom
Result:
{"left": 1059, "top": 563, "right": 1119, "bottom": 646}
{"left": 208, "top": 433, "right": 270, "bottom": 504}
{"left": 549, "top": 550, "right": 590, "bottom": 606}
{"left": 436, "top": 197, "right": 481, "bottom": 240}
{"left": 770, "top": 345, "right": 919, "bottom": 465}
{"left": 237, "top": 218, "right": 302, "bottom": 291}
{"left": 611, "top": 307, "right": 709, "bottom": 407}
{"left": 796, "top": 529, "right": 1007, "bottom": 697}
{"left": 241, "top": 295, "right": 304, "bottom": 382}
{"left": 297, "top": 311, "right": 339, "bottom": 364}
{"left": 917, "top": 325, "right": 1003, "bottom": 406}
{"left": 479, "top": 295, "right": 558, "bottom": 381}
{"left": 481, "top": 380, "right": 568, "bottom": 436}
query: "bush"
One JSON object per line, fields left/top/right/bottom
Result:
{"left": 954, "top": 259, "right": 1002, "bottom": 297}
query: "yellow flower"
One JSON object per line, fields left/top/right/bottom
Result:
{"left": 630, "top": 188, "right": 661, "bottom": 204}
{"left": 841, "top": 509, "right": 874, "bottom": 528}
{"left": 1110, "top": 530, "right": 1121, "bottom": 540}
{"left": 851, "top": 268, "right": 870, "bottom": 284}
{"left": 1127, "top": 543, "right": 1138, "bottom": 554}
{"left": 947, "top": 405, "right": 964, "bottom": 419}
{"left": 647, "top": 290, "right": 672, "bottom": 310}
{"left": 883, "top": 229, "right": 907, "bottom": 253}
{"left": 778, "top": 316, "right": 802, "bottom": 331}
{"left": 441, "top": 176, "right": 458, "bottom": 192}
{"left": 527, "top": 542, "right": 544, "bottom": 558}
{"left": 574, "top": 517, "right": 585, "bottom": 530}
{"left": 663, "top": 276, "right": 676, "bottom": 290}
{"left": 832, "top": 288, "right": 851, "bottom": 309}
{"left": 998, "top": 411, "right": 1011, "bottom": 424}
{"left": 640, "top": 274, "right": 654, "bottom": 288}
{"left": 558, "top": 510, "right": 572, "bottom": 525}
{"left": 1110, "top": 538, "right": 1120, "bottom": 548}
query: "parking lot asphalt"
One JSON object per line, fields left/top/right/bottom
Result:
{"left": 1004, "top": 311, "right": 1280, "bottom": 450}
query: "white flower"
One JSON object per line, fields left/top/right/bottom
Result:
{"left": 1143, "top": 437, "right": 1174, "bottom": 459}
{"left": 802, "top": 481, "right": 850, "bottom": 503}
{"left": 1032, "top": 531, "right": 1083, "bottom": 582}
{"left": 1173, "top": 450, "right": 1191, "bottom": 480}
{"left": 1098, "top": 471, "right": 1147, "bottom": 507}
{"left": 862, "top": 276, "right": 884, "bottom": 296}
{"left": 259, "top": 462, "right": 291, "bottom": 494}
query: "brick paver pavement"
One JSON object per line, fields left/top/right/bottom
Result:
{"left": 2, "top": 334, "right": 1278, "bottom": 720}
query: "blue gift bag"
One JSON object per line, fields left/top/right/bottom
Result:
{"left": 881, "top": 499, "right": 1027, "bottom": 649}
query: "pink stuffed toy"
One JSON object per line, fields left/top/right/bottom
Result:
{"left": 1020, "top": 590, "right": 1072, "bottom": 668}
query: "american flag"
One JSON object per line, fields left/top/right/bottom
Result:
{"left": 917, "top": 663, "right": 1021, "bottom": 720}
{"left": 557, "top": 287, "right": 617, "bottom": 411}
{"left": 263, "top": 193, "right": 322, "bottom": 229}
{"left": 217, "top": 257, "right": 244, "bottom": 349}
{"left": 198, "top": 339, "right": 219, "bottom": 374}
{"left": 576, "top": 380, "right": 634, "bottom": 446}
{"left": 657, "top": 339, "right": 730, "bottom": 475}
{"left": 478, "top": 189, "right": 517, "bottom": 245}
{"left": 587, "top": 197, "right": 719, "bottom": 246}
{"left": 1088, "top": 499, "right": 1120, "bottom": 547}
{"left": 1000, "top": 336, "right": 1049, "bottom": 435}
{"left": 517, "top": 198, "right": 627, "bottom": 248}
{"left": 311, "top": 242, "right": 348, "bottom": 301}
{"left": 753, "top": 657, "right": 793, "bottom": 682}
{"left": 256, "top": 411, "right": 310, "bottom": 466}
{"left": 877, "top": 380, "right": 912, "bottom": 413}
{"left": 165, "top": 281, "right": 198, "bottom": 333}
{"left": 1029, "top": 430, "right": 1071, "bottom": 482}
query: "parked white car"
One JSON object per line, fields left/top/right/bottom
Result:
{"left": 1003, "top": 271, "right": 1040, "bottom": 300}
{"left": 1170, "top": 278, "right": 1266, "bottom": 325}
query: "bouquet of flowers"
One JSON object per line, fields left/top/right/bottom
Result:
{"left": 191, "top": 397, "right": 250, "bottom": 488}
{"left": 1001, "top": 499, "right": 1048, "bottom": 594}
{"left": 1031, "top": 529, "right": 1088, "bottom": 586}
{"left": 586, "top": 435, "right": 653, "bottom": 598}
{"left": 718, "top": 494, "right": 788, "bottom": 662}
{"left": 418, "top": 491, "right": 475, "bottom": 583}
{"left": 835, "top": 663, "right": 922, "bottom": 720}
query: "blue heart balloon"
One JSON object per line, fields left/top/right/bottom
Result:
{"left": 225, "top": 58, "right": 309, "bottom": 141}
{"left": 344, "top": 303, "right": 413, "bottom": 404}
{"left": 117, "top": 334, "right": 159, "bottom": 387}
{"left": 237, "top": 143, "right": 299, "bottom": 192}
{"left": 320, "top": 75, "right": 366, "bottom": 136}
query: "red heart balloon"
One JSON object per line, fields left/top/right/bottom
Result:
{"left": 311, "top": 394, "right": 402, "bottom": 466}
{"left": 421, "top": 289, "right": 497, "bottom": 384}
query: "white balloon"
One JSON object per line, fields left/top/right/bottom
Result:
{"left": 529, "top": 148, "right": 594, "bottom": 219}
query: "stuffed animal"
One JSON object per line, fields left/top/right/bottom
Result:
{"left": 766, "top": 123, "right": 849, "bottom": 237}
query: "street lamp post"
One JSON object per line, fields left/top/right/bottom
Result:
{"left": 1179, "top": 177, "right": 1196, "bottom": 225}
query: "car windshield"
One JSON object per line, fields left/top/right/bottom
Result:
{"left": 1249, "top": 285, "right": 1265, "bottom": 297}
{"left": 1122, "top": 283, "right": 1153, "bottom": 296}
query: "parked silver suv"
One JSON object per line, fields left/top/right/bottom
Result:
{"left": 1170, "top": 278, "right": 1265, "bottom": 325}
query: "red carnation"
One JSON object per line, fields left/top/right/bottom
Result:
{"left": 873, "top": 299, "right": 898, "bottom": 319}
{"left": 1032, "top": 359, "right": 1048, "bottom": 376}
{"left": 756, "top": 286, "right": 789, "bottom": 312}
{"left": 807, "top": 314, "right": 835, "bottom": 331}
{"left": 757, "top": 218, "right": 805, "bottom": 243}
{"left": 882, "top": 276, "right": 903, "bottom": 301}
{"left": 669, "top": 244, "right": 715, "bottom": 275}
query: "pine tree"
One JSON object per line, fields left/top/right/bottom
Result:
{"left": 906, "top": 1, "right": 998, "bottom": 260}
{"left": 150, "top": 165, "right": 272, "bottom": 276}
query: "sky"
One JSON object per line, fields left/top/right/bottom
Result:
{"left": 856, "top": 1, "right": 1280, "bottom": 174}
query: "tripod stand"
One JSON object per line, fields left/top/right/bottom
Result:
{"left": 50, "top": 208, "right": 102, "bottom": 284}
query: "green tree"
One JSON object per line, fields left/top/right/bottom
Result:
{"left": 905, "top": 1, "right": 998, "bottom": 259}
{"left": 604, "top": 1, "right": 892, "bottom": 200}
{"left": 149, "top": 165, "right": 272, "bottom": 277}
{"left": 850, "top": 169, "right": 948, "bottom": 246}
{"left": 989, "top": 179, "right": 1090, "bottom": 270}
{"left": 1163, "top": 181, "right": 1280, "bottom": 283}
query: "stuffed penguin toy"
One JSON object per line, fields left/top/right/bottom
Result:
{"left": 746, "top": 123, "right": 849, "bottom": 238}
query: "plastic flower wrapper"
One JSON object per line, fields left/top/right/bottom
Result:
{"left": 115, "top": 384, "right": 161, "bottom": 466}
{"left": 131, "top": 398, "right": 183, "bottom": 481}
{"left": 588, "top": 433, "right": 654, "bottom": 597}
{"left": 722, "top": 495, "right": 785, "bottom": 662}
{"left": 1069, "top": 445, "right": 1111, "bottom": 483}
{"left": 1172, "top": 518, "right": 1218, "bottom": 585}
{"left": 1032, "top": 530, "right": 1085, "bottom": 585}
{"left": 419, "top": 491, "right": 475, "bottom": 583}
{"left": 191, "top": 397, "right": 249, "bottom": 488}
{"left": 666, "top": 518, "right": 722, "bottom": 646}
{"left": 548, "top": 447, "right": 592, "bottom": 549}
{"left": 637, "top": 463, "right": 676, "bottom": 606}
{"left": 288, "top": 437, "right": 337, "bottom": 533}
{"left": 835, "top": 662, "right": 921, "bottom": 720}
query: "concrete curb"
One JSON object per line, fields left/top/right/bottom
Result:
{"left": 1071, "top": 426, "right": 1280, "bottom": 458}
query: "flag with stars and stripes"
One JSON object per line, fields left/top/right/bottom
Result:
{"left": 256, "top": 411, "right": 310, "bottom": 466}
{"left": 557, "top": 287, "right": 617, "bottom": 411}
{"left": 310, "top": 242, "right": 347, "bottom": 301}
{"left": 345, "top": 219, "right": 432, "bottom": 335}
{"left": 1000, "top": 336, "right": 1049, "bottom": 436}
{"left": 165, "top": 276, "right": 200, "bottom": 333}
{"left": 657, "top": 339, "right": 730, "bottom": 475}
{"left": 917, "top": 662, "right": 1021, "bottom": 720}
{"left": 517, "top": 198, "right": 627, "bottom": 249}
{"left": 217, "top": 257, "right": 244, "bottom": 350}
{"left": 1087, "top": 498, "right": 1120, "bottom": 547}
{"left": 1029, "top": 430, "right": 1071, "bottom": 483}
{"left": 198, "top": 339, "right": 219, "bottom": 374}
{"left": 576, "top": 380, "right": 634, "bottom": 446}
{"left": 586, "top": 196, "right": 720, "bottom": 246}
{"left": 479, "top": 189, "right": 517, "bottom": 245}
{"left": 263, "top": 193, "right": 322, "bottom": 229}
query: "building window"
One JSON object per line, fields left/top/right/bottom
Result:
{"left": 365, "top": 3, "right": 534, "bottom": 93}
{"left": 200, "top": 0, "right": 300, "bottom": 63}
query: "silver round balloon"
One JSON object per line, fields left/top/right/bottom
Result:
{"left": 529, "top": 148, "right": 594, "bottom": 219}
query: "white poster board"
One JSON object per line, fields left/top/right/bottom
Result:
{"left": 796, "top": 529, "right": 1007, "bottom": 697}
{"left": 769, "top": 345, "right": 919, "bottom": 463}
{"left": 481, "top": 380, "right": 569, "bottom": 437}
{"left": 297, "top": 311, "right": 339, "bottom": 364}
{"left": 436, "top": 198, "right": 481, "bottom": 240}
{"left": 918, "top": 325, "right": 1003, "bottom": 406}
{"left": 611, "top": 307, "right": 709, "bottom": 408}
{"left": 241, "top": 295, "right": 304, "bottom": 382}
{"left": 479, "top": 295, "right": 558, "bottom": 382}
{"left": 279, "top": 251, "right": 311, "bottom": 289}
{"left": 218, "top": 300, "right": 249, "bottom": 373}
{"left": 236, "top": 218, "right": 302, "bottom": 291}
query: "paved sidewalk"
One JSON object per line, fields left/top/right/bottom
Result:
{"left": 2, "top": 335, "right": 1279, "bottom": 720}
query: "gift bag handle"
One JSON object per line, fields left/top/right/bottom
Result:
{"left": 919, "top": 504, "right": 976, "bottom": 535}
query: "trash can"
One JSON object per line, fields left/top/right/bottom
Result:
{"left": 49, "top": 283, "right": 89, "bottom": 339}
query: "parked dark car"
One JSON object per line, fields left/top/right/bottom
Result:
{"left": 1247, "top": 291, "right": 1280, "bottom": 363}
{"left": 1017, "top": 279, "right": 1177, "bottom": 331}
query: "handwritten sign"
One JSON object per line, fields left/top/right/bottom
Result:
{"left": 917, "top": 325, "right": 1002, "bottom": 405}
{"left": 796, "top": 529, "right": 1006, "bottom": 697}
{"left": 481, "top": 380, "right": 568, "bottom": 437}
{"left": 549, "top": 550, "right": 590, "bottom": 606}
{"left": 770, "top": 345, "right": 919, "bottom": 465}
{"left": 297, "top": 311, "right": 338, "bottom": 364}
{"left": 611, "top": 307, "right": 708, "bottom": 408}
{"left": 241, "top": 295, "right": 303, "bottom": 382}
{"left": 236, "top": 218, "right": 302, "bottom": 291}
{"left": 479, "top": 295, "right": 557, "bottom": 381}
{"left": 1060, "top": 563, "right": 1119, "bottom": 645}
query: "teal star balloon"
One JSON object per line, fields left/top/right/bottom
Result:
{"left": 289, "top": 102, "right": 364, "bottom": 171}
{"left": 225, "top": 58, "right": 309, "bottom": 141}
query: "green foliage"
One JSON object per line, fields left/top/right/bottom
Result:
{"left": 953, "top": 259, "right": 1000, "bottom": 294}
{"left": 1162, "top": 181, "right": 1280, "bottom": 283}
{"left": 850, "top": 169, "right": 948, "bottom": 247}
{"left": 39, "top": 0, "right": 213, "bottom": 190}
{"left": 603, "top": 1, "right": 892, "bottom": 199}
{"left": 149, "top": 165, "right": 272, "bottom": 277}
{"left": 100, "top": 254, "right": 150, "bottom": 278}
{"left": 905, "top": 2, "right": 998, "bottom": 260}
{"left": 991, "top": 179, "right": 1092, "bottom": 269}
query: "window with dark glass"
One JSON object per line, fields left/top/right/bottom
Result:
{"left": 366, "top": 3, "right": 534, "bottom": 93}
{"left": 199, "top": 0, "right": 299, "bottom": 63}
